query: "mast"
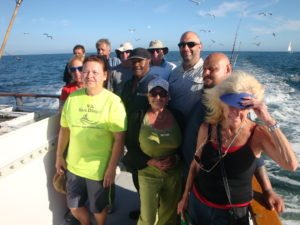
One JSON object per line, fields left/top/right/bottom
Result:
{"left": 0, "top": 0, "right": 23, "bottom": 59}
{"left": 230, "top": 16, "right": 242, "bottom": 66}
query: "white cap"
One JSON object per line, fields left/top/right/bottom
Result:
{"left": 116, "top": 42, "right": 133, "bottom": 52}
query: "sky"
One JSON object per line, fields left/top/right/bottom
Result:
{"left": 0, "top": 0, "right": 299, "bottom": 55}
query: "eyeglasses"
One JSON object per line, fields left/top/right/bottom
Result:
{"left": 148, "top": 49, "right": 161, "bottom": 54}
{"left": 69, "top": 66, "right": 83, "bottom": 72}
{"left": 149, "top": 90, "right": 168, "bottom": 98}
{"left": 177, "top": 42, "right": 200, "bottom": 48}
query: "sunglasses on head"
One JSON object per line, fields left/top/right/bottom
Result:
{"left": 69, "top": 66, "right": 83, "bottom": 72}
{"left": 148, "top": 49, "right": 161, "bottom": 54}
{"left": 149, "top": 89, "right": 168, "bottom": 98}
{"left": 177, "top": 42, "right": 199, "bottom": 48}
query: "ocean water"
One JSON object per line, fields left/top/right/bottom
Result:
{"left": 0, "top": 51, "right": 299, "bottom": 224}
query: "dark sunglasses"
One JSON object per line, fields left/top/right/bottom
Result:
{"left": 177, "top": 42, "right": 199, "bottom": 48}
{"left": 149, "top": 90, "right": 168, "bottom": 98}
{"left": 148, "top": 49, "right": 161, "bottom": 54}
{"left": 120, "top": 50, "right": 132, "bottom": 54}
{"left": 69, "top": 66, "right": 83, "bottom": 72}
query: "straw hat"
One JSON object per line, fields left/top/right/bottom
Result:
{"left": 53, "top": 173, "right": 66, "bottom": 194}
{"left": 148, "top": 40, "right": 169, "bottom": 54}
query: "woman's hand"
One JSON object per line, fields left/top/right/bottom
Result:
{"left": 241, "top": 96, "right": 275, "bottom": 125}
{"left": 177, "top": 193, "right": 189, "bottom": 214}
{"left": 147, "top": 156, "right": 175, "bottom": 171}
{"left": 103, "top": 166, "right": 116, "bottom": 188}
{"left": 55, "top": 156, "right": 66, "bottom": 175}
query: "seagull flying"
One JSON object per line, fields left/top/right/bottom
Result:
{"left": 253, "top": 42, "right": 261, "bottom": 47}
{"left": 272, "top": 32, "right": 276, "bottom": 37}
{"left": 258, "top": 12, "right": 272, "bottom": 16}
{"left": 206, "top": 13, "right": 215, "bottom": 19}
{"left": 43, "top": 33, "right": 53, "bottom": 40}
{"left": 211, "top": 39, "right": 216, "bottom": 44}
{"left": 189, "top": 0, "right": 203, "bottom": 5}
{"left": 200, "top": 29, "right": 211, "bottom": 33}
{"left": 23, "top": 32, "right": 30, "bottom": 35}
{"left": 128, "top": 28, "right": 136, "bottom": 33}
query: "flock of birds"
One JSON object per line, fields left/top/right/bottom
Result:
{"left": 21, "top": 0, "right": 276, "bottom": 48}
{"left": 23, "top": 32, "right": 53, "bottom": 40}
{"left": 187, "top": 0, "right": 277, "bottom": 49}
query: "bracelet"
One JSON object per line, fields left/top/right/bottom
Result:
{"left": 268, "top": 122, "right": 280, "bottom": 132}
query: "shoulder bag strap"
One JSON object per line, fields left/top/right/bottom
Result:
{"left": 217, "top": 123, "right": 233, "bottom": 206}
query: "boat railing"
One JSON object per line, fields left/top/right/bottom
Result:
{"left": 0, "top": 92, "right": 60, "bottom": 106}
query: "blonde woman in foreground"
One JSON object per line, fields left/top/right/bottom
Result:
{"left": 177, "top": 70, "right": 298, "bottom": 225}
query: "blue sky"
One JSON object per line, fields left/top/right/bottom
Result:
{"left": 0, "top": 0, "right": 299, "bottom": 55}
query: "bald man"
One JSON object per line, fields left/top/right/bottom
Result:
{"left": 168, "top": 31, "right": 204, "bottom": 118}
{"left": 181, "top": 52, "right": 231, "bottom": 170}
{"left": 182, "top": 52, "right": 285, "bottom": 214}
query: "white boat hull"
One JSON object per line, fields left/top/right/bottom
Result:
{"left": 0, "top": 112, "right": 68, "bottom": 225}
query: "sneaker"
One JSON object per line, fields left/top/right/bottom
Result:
{"left": 61, "top": 210, "right": 80, "bottom": 225}
{"left": 129, "top": 209, "right": 140, "bottom": 220}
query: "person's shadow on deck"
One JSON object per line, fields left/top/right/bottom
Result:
{"left": 106, "top": 173, "right": 139, "bottom": 225}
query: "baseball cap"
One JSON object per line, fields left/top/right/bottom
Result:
{"left": 128, "top": 47, "right": 151, "bottom": 60}
{"left": 148, "top": 78, "right": 169, "bottom": 92}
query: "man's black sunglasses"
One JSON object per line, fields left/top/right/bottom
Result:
{"left": 177, "top": 42, "right": 200, "bottom": 48}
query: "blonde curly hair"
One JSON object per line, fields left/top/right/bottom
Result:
{"left": 203, "top": 70, "right": 265, "bottom": 124}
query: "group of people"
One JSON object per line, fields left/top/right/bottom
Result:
{"left": 55, "top": 31, "right": 298, "bottom": 225}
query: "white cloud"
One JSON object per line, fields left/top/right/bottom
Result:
{"left": 197, "top": 1, "right": 248, "bottom": 17}
{"left": 61, "top": 20, "right": 70, "bottom": 27}
{"left": 31, "top": 18, "right": 70, "bottom": 27}
{"left": 250, "top": 19, "right": 300, "bottom": 35}
{"left": 244, "top": 0, "right": 280, "bottom": 18}
{"left": 257, "top": 0, "right": 280, "bottom": 11}
{"left": 153, "top": 3, "right": 169, "bottom": 14}
{"left": 283, "top": 20, "right": 300, "bottom": 31}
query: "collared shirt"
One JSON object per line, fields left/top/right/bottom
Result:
{"left": 168, "top": 58, "right": 204, "bottom": 118}
{"left": 149, "top": 59, "right": 176, "bottom": 80}
{"left": 108, "top": 56, "right": 121, "bottom": 69}
{"left": 109, "top": 64, "right": 133, "bottom": 96}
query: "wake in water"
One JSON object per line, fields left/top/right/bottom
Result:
{"left": 236, "top": 56, "right": 300, "bottom": 224}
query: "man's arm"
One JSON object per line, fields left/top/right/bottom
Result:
{"left": 255, "top": 161, "right": 285, "bottom": 213}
